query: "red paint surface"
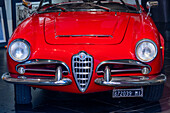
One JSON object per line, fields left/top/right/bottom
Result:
{"left": 7, "top": 5, "right": 164, "bottom": 93}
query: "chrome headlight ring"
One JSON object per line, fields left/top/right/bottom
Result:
{"left": 8, "top": 39, "right": 30, "bottom": 62}
{"left": 135, "top": 39, "right": 158, "bottom": 62}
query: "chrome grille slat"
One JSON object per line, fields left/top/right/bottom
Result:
{"left": 72, "top": 52, "right": 93, "bottom": 92}
{"left": 24, "top": 69, "right": 69, "bottom": 73}
{"left": 76, "top": 72, "right": 89, "bottom": 74}
{"left": 111, "top": 69, "right": 142, "bottom": 73}
{"left": 75, "top": 67, "right": 90, "bottom": 69}
{"left": 96, "top": 60, "right": 151, "bottom": 74}
{"left": 97, "top": 69, "right": 142, "bottom": 74}
{"left": 77, "top": 78, "right": 89, "bottom": 80}
{"left": 74, "top": 61, "right": 91, "bottom": 63}
{"left": 79, "top": 83, "right": 86, "bottom": 86}
{"left": 25, "top": 69, "right": 56, "bottom": 72}
{"left": 16, "top": 59, "right": 70, "bottom": 75}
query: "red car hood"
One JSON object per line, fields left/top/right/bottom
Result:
{"left": 44, "top": 12, "right": 130, "bottom": 45}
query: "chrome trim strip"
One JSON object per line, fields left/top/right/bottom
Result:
{"left": 56, "top": 35, "right": 113, "bottom": 38}
{"left": 95, "top": 60, "right": 151, "bottom": 73}
{"left": 2, "top": 72, "right": 72, "bottom": 86}
{"left": 77, "top": 78, "right": 89, "bottom": 80}
{"left": 75, "top": 67, "right": 90, "bottom": 69}
{"left": 79, "top": 83, "right": 86, "bottom": 86}
{"left": 24, "top": 69, "right": 68, "bottom": 74}
{"left": 76, "top": 72, "right": 89, "bottom": 75}
{"left": 25, "top": 69, "right": 56, "bottom": 72}
{"left": 95, "top": 74, "right": 166, "bottom": 87}
{"left": 16, "top": 59, "right": 70, "bottom": 74}
{"left": 97, "top": 69, "right": 142, "bottom": 74}
{"left": 74, "top": 61, "right": 91, "bottom": 63}
{"left": 111, "top": 69, "right": 142, "bottom": 73}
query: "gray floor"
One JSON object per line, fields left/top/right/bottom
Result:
{"left": 1, "top": 23, "right": 170, "bottom": 113}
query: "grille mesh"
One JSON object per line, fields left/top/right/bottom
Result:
{"left": 72, "top": 52, "right": 93, "bottom": 92}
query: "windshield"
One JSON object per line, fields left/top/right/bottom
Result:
{"left": 38, "top": 0, "right": 141, "bottom": 13}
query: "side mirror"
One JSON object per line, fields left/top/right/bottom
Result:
{"left": 22, "top": 0, "right": 32, "bottom": 9}
{"left": 146, "top": 1, "right": 158, "bottom": 16}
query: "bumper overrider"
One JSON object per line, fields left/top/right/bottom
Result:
{"left": 1, "top": 59, "right": 166, "bottom": 88}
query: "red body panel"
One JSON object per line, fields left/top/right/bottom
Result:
{"left": 45, "top": 12, "right": 129, "bottom": 45}
{"left": 7, "top": 7, "right": 164, "bottom": 93}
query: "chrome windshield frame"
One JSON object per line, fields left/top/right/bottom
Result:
{"left": 37, "top": 0, "right": 142, "bottom": 13}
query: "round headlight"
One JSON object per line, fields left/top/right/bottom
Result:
{"left": 135, "top": 39, "right": 158, "bottom": 62}
{"left": 9, "top": 40, "right": 30, "bottom": 62}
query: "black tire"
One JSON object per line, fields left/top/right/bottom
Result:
{"left": 143, "top": 84, "right": 164, "bottom": 102}
{"left": 14, "top": 84, "right": 32, "bottom": 104}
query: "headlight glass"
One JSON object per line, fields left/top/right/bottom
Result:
{"left": 9, "top": 40, "right": 30, "bottom": 62}
{"left": 136, "top": 39, "right": 157, "bottom": 62}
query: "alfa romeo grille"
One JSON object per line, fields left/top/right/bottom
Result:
{"left": 72, "top": 52, "right": 93, "bottom": 92}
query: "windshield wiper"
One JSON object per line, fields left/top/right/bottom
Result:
{"left": 120, "top": 0, "right": 130, "bottom": 12}
{"left": 86, "top": 3, "right": 111, "bottom": 12}
{"left": 93, "top": 4, "right": 111, "bottom": 12}
{"left": 48, "top": 5, "right": 67, "bottom": 12}
{"left": 82, "top": 0, "right": 111, "bottom": 12}
{"left": 38, "top": 5, "right": 67, "bottom": 13}
{"left": 96, "top": 0, "right": 129, "bottom": 12}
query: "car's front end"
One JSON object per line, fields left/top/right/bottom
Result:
{"left": 2, "top": 0, "right": 166, "bottom": 104}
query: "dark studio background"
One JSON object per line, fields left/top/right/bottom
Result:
{"left": 142, "top": 0, "right": 170, "bottom": 42}
{"left": 0, "top": 0, "right": 170, "bottom": 113}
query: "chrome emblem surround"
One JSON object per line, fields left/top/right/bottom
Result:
{"left": 79, "top": 52, "right": 86, "bottom": 60}
{"left": 72, "top": 51, "right": 93, "bottom": 92}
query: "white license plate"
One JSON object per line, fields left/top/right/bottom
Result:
{"left": 112, "top": 88, "right": 143, "bottom": 98}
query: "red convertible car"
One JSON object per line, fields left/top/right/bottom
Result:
{"left": 2, "top": 0, "right": 166, "bottom": 104}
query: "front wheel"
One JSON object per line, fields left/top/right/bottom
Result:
{"left": 14, "top": 84, "right": 32, "bottom": 104}
{"left": 143, "top": 84, "right": 164, "bottom": 102}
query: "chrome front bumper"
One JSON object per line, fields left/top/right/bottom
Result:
{"left": 1, "top": 72, "right": 72, "bottom": 86}
{"left": 95, "top": 74, "right": 166, "bottom": 87}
